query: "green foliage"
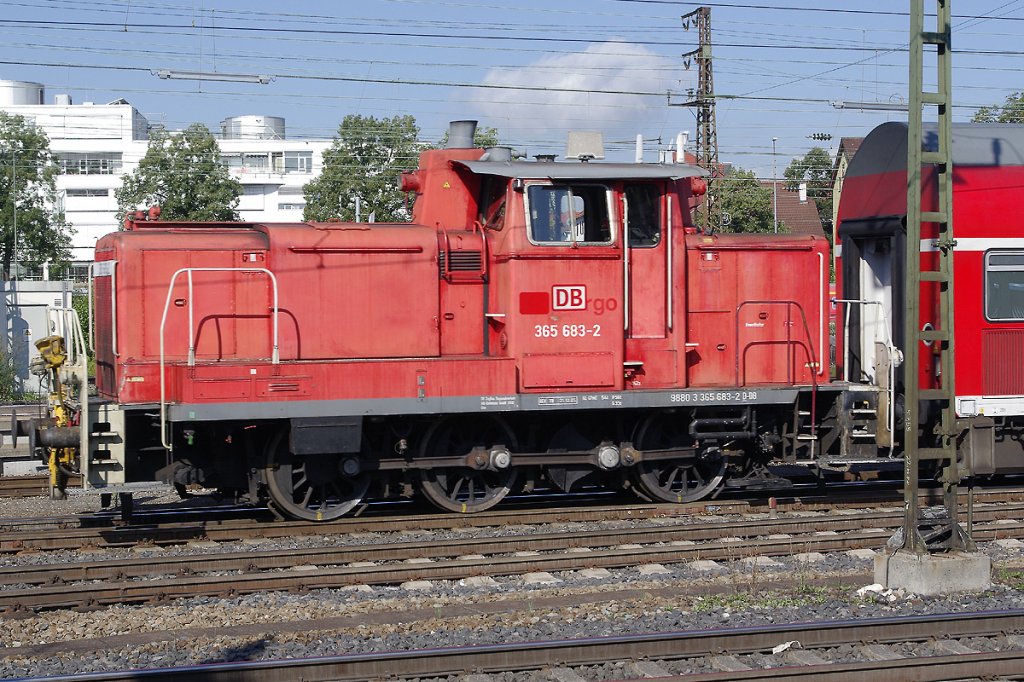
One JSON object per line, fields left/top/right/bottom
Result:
{"left": 0, "top": 112, "right": 74, "bottom": 280}
{"left": 303, "top": 114, "right": 422, "bottom": 223}
{"left": 72, "top": 291, "right": 94, "bottom": 363}
{"left": 784, "top": 146, "right": 834, "bottom": 231}
{"left": 116, "top": 123, "right": 241, "bottom": 222}
{"left": 0, "top": 352, "right": 19, "bottom": 402}
{"left": 716, "top": 168, "right": 781, "bottom": 233}
{"left": 974, "top": 92, "right": 1024, "bottom": 123}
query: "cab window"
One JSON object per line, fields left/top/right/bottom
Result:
{"left": 625, "top": 184, "right": 661, "bottom": 247}
{"left": 479, "top": 177, "right": 507, "bottom": 231}
{"left": 527, "top": 184, "right": 612, "bottom": 245}
{"left": 986, "top": 251, "right": 1024, "bottom": 321}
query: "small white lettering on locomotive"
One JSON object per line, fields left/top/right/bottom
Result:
{"left": 552, "top": 285, "right": 586, "bottom": 310}
{"left": 538, "top": 396, "right": 580, "bottom": 406}
{"left": 480, "top": 395, "right": 518, "bottom": 410}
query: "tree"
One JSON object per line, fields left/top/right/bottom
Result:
{"left": 0, "top": 112, "right": 73, "bottom": 280}
{"left": 716, "top": 168, "right": 779, "bottom": 233}
{"left": 116, "top": 123, "right": 241, "bottom": 222}
{"left": 783, "top": 146, "right": 833, "bottom": 231}
{"left": 974, "top": 92, "right": 1024, "bottom": 123}
{"left": 304, "top": 114, "right": 421, "bottom": 223}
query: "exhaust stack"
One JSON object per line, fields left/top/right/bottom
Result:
{"left": 446, "top": 120, "right": 478, "bottom": 149}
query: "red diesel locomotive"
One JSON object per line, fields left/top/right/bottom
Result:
{"left": 35, "top": 120, "right": 958, "bottom": 520}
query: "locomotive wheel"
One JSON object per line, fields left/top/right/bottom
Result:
{"left": 418, "top": 417, "right": 517, "bottom": 513}
{"left": 631, "top": 414, "right": 726, "bottom": 504}
{"left": 264, "top": 430, "right": 370, "bottom": 521}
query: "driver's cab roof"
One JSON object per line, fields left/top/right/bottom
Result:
{"left": 454, "top": 159, "right": 706, "bottom": 181}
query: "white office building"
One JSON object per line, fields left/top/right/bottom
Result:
{"left": 0, "top": 79, "right": 332, "bottom": 277}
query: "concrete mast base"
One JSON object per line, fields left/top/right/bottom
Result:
{"left": 874, "top": 550, "right": 991, "bottom": 596}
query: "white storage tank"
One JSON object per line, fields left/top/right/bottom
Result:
{"left": 220, "top": 115, "right": 285, "bottom": 140}
{"left": 0, "top": 80, "right": 44, "bottom": 106}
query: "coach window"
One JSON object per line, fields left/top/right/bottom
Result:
{"left": 625, "top": 184, "right": 661, "bottom": 248}
{"left": 986, "top": 251, "right": 1024, "bottom": 320}
{"left": 526, "top": 184, "right": 613, "bottom": 245}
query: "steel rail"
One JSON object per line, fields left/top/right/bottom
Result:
{"left": 22, "top": 611, "right": 1024, "bottom": 682}
{"left": 0, "top": 473, "right": 82, "bottom": 498}
{"left": 3, "top": 505, "right": 1024, "bottom": 590}
{"left": 4, "top": 483, "right": 1021, "bottom": 553}
{"left": 7, "top": 511, "right": 1024, "bottom": 612}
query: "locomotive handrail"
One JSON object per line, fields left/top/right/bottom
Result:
{"left": 439, "top": 223, "right": 452, "bottom": 281}
{"left": 666, "top": 194, "right": 674, "bottom": 332}
{"left": 622, "top": 194, "right": 630, "bottom": 332}
{"left": 835, "top": 297, "right": 898, "bottom": 458}
{"left": 159, "top": 267, "right": 280, "bottom": 452}
{"left": 86, "top": 262, "right": 94, "bottom": 354}
{"left": 474, "top": 220, "right": 490, "bottom": 281}
{"left": 734, "top": 300, "right": 819, "bottom": 386}
{"left": 734, "top": 299, "right": 819, "bottom": 458}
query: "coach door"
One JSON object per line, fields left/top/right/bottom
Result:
{"left": 839, "top": 217, "right": 903, "bottom": 386}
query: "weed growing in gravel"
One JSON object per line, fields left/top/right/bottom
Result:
{"left": 994, "top": 567, "right": 1024, "bottom": 590}
{"left": 691, "top": 587, "right": 831, "bottom": 613}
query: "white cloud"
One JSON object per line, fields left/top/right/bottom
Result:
{"left": 469, "top": 41, "right": 687, "bottom": 147}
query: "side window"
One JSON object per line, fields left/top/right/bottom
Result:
{"left": 625, "top": 184, "right": 661, "bottom": 247}
{"left": 527, "top": 184, "right": 612, "bottom": 245}
{"left": 986, "top": 251, "right": 1024, "bottom": 321}
{"left": 479, "top": 177, "right": 507, "bottom": 231}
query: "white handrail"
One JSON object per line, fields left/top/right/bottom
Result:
{"left": 159, "top": 267, "right": 280, "bottom": 451}
{"left": 817, "top": 252, "right": 825, "bottom": 377}
{"left": 622, "top": 195, "right": 630, "bottom": 332}
{"left": 666, "top": 194, "right": 674, "bottom": 332}
{"left": 87, "top": 263, "right": 94, "bottom": 353}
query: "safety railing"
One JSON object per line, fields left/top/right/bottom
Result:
{"left": 159, "top": 268, "right": 280, "bottom": 451}
{"left": 733, "top": 300, "right": 820, "bottom": 386}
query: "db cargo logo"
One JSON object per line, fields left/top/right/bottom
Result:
{"left": 552, "top": 285, "right": 586, "bottom": 310}
{"left": 519, "top": 286, "right": 587, "bottom": 315}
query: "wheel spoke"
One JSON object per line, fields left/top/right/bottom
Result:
{"left": 450, "top": 475, "right": 466, "bottom": 500}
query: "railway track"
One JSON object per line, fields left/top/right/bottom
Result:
{"left": 3, "top": 505, "right": 1023, "bottom": 613}
{"left": 2, "top": 483, "right": 1020, "bottom": 553}
{"left": 24, "top": 610, "right": 1024, "bottom": 681}
{"left": 0, "top": 473, "right": 81, "bottom": 498}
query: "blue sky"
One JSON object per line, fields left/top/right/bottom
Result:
{"left": 1, "top": 0, "right": 1022, "bottom": 176}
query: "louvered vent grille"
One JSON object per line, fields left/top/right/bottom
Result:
{"left": 94, "top": 274, "right": 116, "bottom": 395}
{"left": 983, "top": 329, "right": 1024, "bottom": 395}
{"left": 439, "top": 250, "right": 483, "bottom": 277}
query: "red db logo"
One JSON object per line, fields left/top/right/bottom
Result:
{"left": 552, "top": 285, "right": 586, "bottom": 311}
